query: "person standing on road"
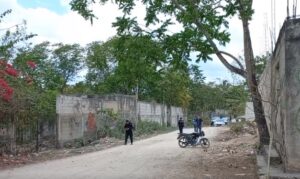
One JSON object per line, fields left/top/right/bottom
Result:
{"left": 193, "top": 116, "right": 198, "bottom": 132}
{"left": 124, "top": 120, "right": 134, "bottom": 145}
{"left": 197, "top": 115, "right": 203, "bottom": 133}
{"left": 178, "top": 117, "right": 184, "bottom": 134}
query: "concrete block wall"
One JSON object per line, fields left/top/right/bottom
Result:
{"left": 170, "top": 106, "right": 184, "bottom": 127}
{"left": 258, "top": 61, "right": 272, "bottom": 132}
{"left": 138, "top": 102, "right": 164, "bottom": 124}
{"left": 259, "top": 18, "right": 300, "bottom": 172}
{"left": 270, "top": 27, "right": 286, "bottom": 169}
{"left": 56, "top": 95, "right": 137, "bottom": 146}
{"left": 283, "top": 19, "right": 300, "bottom": 171}
{"left": 56, "top": 94, "right": 184, "bottom": 146}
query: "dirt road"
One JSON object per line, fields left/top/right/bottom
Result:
{"left": 0, "top": 127, "right": 222, "bottom": 179}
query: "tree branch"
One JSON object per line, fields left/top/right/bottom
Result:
{"left": 172, "top": 0, "right": 247, "bottom": 78}
{"left": 219, "top": 51, "right": 245, "bottom": 71}
{"left": 207, "top": 36, "right": 246, "bottom": 77}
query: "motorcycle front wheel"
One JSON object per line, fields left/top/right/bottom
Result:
{"left": 199, "top": 138, "right": 210, "bottom": 149}
{"left": 178, "top": 136, "right": 188, "bottom": 148}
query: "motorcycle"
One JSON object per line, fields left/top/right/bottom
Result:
{"left": 177, "top": 131, "right": 210, "bottom": 148}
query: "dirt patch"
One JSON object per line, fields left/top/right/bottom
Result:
{"left": 185, "top": 128, "right": 259, "bottom": 178}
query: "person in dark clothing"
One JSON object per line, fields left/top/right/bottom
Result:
{"left": 197, "top": 116, "right": 203, "bottom": 133}
{"left": 192, "top": 116, "right": 198, "bottom": 132}
{"left": 124, "top": 120, "right": 134, "bottom": 145}
{"left": 177, "top": 117, "right": 184, "bottom": 134}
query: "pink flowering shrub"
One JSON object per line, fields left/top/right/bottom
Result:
{"left": 0, "top": 59, "right": 36, "bottom": 102}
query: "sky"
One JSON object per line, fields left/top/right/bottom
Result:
{"left": 0, "top": 0, "right": 291, "bottom": 83}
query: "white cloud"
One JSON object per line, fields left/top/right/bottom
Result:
{"left": 0, "top": 0, "right": 122, "bottom": 45}
{"left": 0, "top": 0, "right": 289, "bottom": 49}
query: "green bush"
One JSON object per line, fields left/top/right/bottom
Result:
{"left": 135, "top": 120, "right": 162, "bottom": 136}
{"left": 230, "top": 122, "right": 244, "bottom": 134}
{"left": 96, "top": 109, "right": 175, "bottom": 139}
{"left": 97, "top": 118, "right": 125, "bottom": 139}
{"left": 97, "top": 118, "right": 173, "bottom": 139}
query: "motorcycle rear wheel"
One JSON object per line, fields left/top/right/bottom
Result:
{"left": 178, "top": 136, "right": 188, "bottom": 148}
{"left": 199, "top": 138, "right": 210, "bottom": 148}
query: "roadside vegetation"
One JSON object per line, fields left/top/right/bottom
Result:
{"left": 97, "top": 117, "right": 175, "bottom": 140}
{"left": 230, "top": 121, "right": 257, "bottom": 135}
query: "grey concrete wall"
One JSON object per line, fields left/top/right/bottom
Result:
{"left": 284, "top": 19, "right": 300, "bottom": 172}
{"left": 270, "top": 27, "right": 286, "bottom": 171}
{"left": 137, "top": 102, "right": 165, "bottom": 125}
{"left": 56, "top": 94, "right": 184, "bottom": 146}
{"left": 56, "top": 94, "right": 136, "bottom": 146}
{"left": 259, "top": 18, "right": 300, "bottom": 172}
{"left": 258, "top": 61, "right": 272, "bottom": 132}
{"left": 170, "top": 106, "right": 184, "bottom": 127}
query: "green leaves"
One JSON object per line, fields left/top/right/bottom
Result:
{"left": 70, "top": 0, "right": 98, "bottom": 24}
{"left": 189, "top": 80, "right": 248, "bottom": 116}
{"left": 255, "top": 53, "right": 270, "bottom": 80}
{"left": 157, "top": 67, "right": 191, "bottom": 107}
{"left": 52, "top": 43, "right": 85, "bottom": 92}
{"left": 112, "top": 16, "right": 141, "bottom": 35}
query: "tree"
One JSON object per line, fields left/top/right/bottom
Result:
{"left": 13, "top": 42, "right": 58, "bottom": 121}
{"left": 223, "top": 84, "right": 248, "bottom": 117}
{"left": 51, "top": 43, "right": 85, "bottom": 93}
{"left": 85, "top": 35, "right": 166, "bottom": 100}
{"left": 0, "top": 10, "right": 36, "bottom": 60}
{"left": 255, "top": 53, "right": 270, "bottom": 81}
{"left": 70, "top": 0, "right": 270, "bottom": 146}
{"left": 85, "top": 41, "right": 115, "bottom": 94}
{"left": 0, "top": 10, "right": 41, "bottom": 153}
{"left": 157, "top": 67, "right": 191, "bottom": 108}
{"left": 0, "top": 9, "right": 36, "bottom": 103}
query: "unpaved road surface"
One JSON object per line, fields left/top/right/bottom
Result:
{"left": 0, "top": 127, "right": 257, "bottom": 179}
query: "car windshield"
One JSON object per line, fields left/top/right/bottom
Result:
{"left": 212, "top": 117, "right": 221, "bottom": 121}
{"left": 222, "top": 117, "right": 229, "bottom": 121}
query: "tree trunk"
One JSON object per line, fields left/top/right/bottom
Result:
{"left": 252, "top": 91, "right": 270, "bottom": 145}
{"left": 242, "top": 17, "right": 270, "bottom": 146}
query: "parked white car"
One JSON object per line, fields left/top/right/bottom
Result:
{"left": 211, "top": 117, "right": 225, "bottom": 126}
{"left": 221, "top": 117, "right": 229, "bottom": 125}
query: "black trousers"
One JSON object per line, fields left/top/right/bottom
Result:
{"left": 179, "top": 127, "right": 183, "bottom": 134}
{"left": 125, "top": 131, "right": 133, "bottom": 144}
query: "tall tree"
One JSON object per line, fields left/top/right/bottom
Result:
{"left": 52, "top": 43, "right": 85, "bottom": 93}
{"left": 157, "top": 66, "right": 191, "bottom": 108}
{"left": 85, "top": 41, "right": 115, "bottom": 93}
{"left": 70, "top": 0, "right": 270, "bottom": 146}
{"left": 85, "top": 35, "right": 166, "bottom": 100}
